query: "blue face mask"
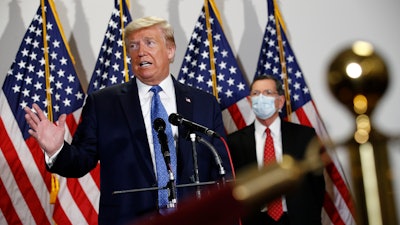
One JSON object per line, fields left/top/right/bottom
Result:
{"left": 251, "top": 95, "right": 276, "bottom": 120}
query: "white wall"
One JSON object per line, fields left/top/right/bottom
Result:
{"left": 1, "top": 0, "right": 399, "bottom": 216}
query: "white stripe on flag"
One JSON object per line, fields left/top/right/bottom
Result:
{"left": 56, "top": 176, "right": 87, "bottom": 223}
{"left": 302, "top": 101, "right": 330, "bottom": 141}
{"left": 79, "top": 174, "right": 100, "bottom": 213}
{"left": 222, "top": 108, "right": 238, "bottom": 134}
{"left": 236, "top": 97, "right": 255, "bottom": 125}
{"left": 63, "top": 110, "right": 100, "bottom": 215}
{"left": 324, "top": 170, "right": 357, "bottom": 225}
{"left": 0, "top": 210, "right": 6, "bottom": 225}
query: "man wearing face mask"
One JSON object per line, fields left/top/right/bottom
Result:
{"left": 227, "top": 75, "right": 325, "bottom": 225}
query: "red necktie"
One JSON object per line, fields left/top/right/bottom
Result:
{"left": 264, "top": 128, "right": 284, "bottom": 221}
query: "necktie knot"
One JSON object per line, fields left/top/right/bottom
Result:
{"left": 263, "top": 127, "right": 274, "bottom": 165}
{"left": 150, "top": 85, "right": 162, "bottom": 95}
{"left": 266, "top": 127, "right": 271, "bottom": 136}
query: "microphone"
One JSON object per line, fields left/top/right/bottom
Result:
{"left": 153, "top": 117, "right": 167, "bottom": 133}
{"left": 168, "top": 113, "right": 220, "bottom": 138}
{"left": 153, "top": 118, "right": 171, "bottom": 166}
{"left": 153, "top": 118, "right": 178, "bottom": 208}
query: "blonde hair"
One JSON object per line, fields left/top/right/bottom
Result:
{"left": 124, "top": 16, "right": 176, "bottom": 49}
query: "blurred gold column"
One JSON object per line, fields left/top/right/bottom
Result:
{"left": 327, "top": 41, "right": 398, "bottom": 225}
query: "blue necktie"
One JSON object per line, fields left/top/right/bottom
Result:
{"left": 150, "top": 85, "right": 177, "bottom": 207}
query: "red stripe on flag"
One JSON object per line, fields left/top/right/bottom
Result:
{"left": 227, "top": 103, "right": 247, "bottom": 130}
{"left": 294, "top": 107, "right": 312, "bottom": 127}
{"left": 26, "top": 137, "right": 52, "bottom": 187}
{"left": 293, "top": 106, "right": 356, "bottom": 223}
{"left": 323, "top": 192, "right": 346, "bottom": 225}
{"left": 66, "top": 113, "right": 78, "bottom": 134}
{"left": 0, "top": 119, "right": 51, "bottom": 225}
{"left": 90, "top": 163, "right": 101, "bottom": 189}
{"left": 325, "top": 161, "right": 356, "bottom": 218}
{"left": 53, "top": 198, "right": 73, "bottom": 225}
{"left": 67, "top": 179, "right": 98, "bottom": 224}
{"left": 0, "top": 178, "right": 22, "bottom": 224}
{"left": 62, "top": 114, "right": 99, "bottom": 223}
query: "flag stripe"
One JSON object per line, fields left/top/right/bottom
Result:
{"left": 64, "top": 112, "right": 100, "bottom": 223}
{"left": 89, "top": 164, "right": 101, "bottom": 190}
{"left": 0, "top": 154, "right": 23, "bottom": 225}
{"left": 66, "top": 178, "right": 98, "bottom": 224}
{"left": 56, "top": 177, "right": 87, "bottom": 224}
{"left": 0, "top": 119, "right": 51, "bottom": 225}
{"left": 323, "top": 192, "right": 346, "bottom": 225}
{"left": 235, "top": 97, "right": 255, "bottom": 126}
{"left": 1, "top": 91, "right": 57, "bottom": 224}
{"left": 222, "top": 109, "right": 238, "bottom": 134}
{"left": 52, "top": 198, "right": 73, "bottom": 225}
{"left": 325, "top": 161, "right": 356, "bottom": 218}
{"left": 293, "top": 107, "right": 312, "bottom": 127}
{"left": 227, "top": 103, "right": 246, "bottom": 130}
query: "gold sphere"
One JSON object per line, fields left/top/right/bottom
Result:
{"left": 327, "top": 41, "right": 389, "bottom": 116}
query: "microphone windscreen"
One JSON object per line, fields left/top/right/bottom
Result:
{"left": 153, "top": 118, "right": 166, "bottom": 132}
{"left": 168, "top": 113, "right": 182, "bottom": 126}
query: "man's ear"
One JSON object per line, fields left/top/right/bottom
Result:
{"left": 277, "top": 95, "right": 285, "bottom": 109}
{"left": 167, "top": 43, "right": 176, "bottom": 62}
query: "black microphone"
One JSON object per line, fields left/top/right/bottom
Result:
{"left": 153, "top": 118, "right": 171, "bottom": 166}
{"left": 168, "top": 113, "right": 220, "bottom": 138}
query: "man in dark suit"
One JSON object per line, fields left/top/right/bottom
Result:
{"left": 24, "top": 16, "right": 231, "bottom": 225}
{"left": 227, "top": 75, "right": 325, "bottom": 225}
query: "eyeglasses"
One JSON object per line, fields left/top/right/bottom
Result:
{"left": 250, "top": 89, "right": 278, "bottom": 97}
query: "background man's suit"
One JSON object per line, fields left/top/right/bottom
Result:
{"left": 227, "top": 121, "right": 325, "bottom": 225}
{"left": 48, "top": 76, "right": 231, "bottom": 225}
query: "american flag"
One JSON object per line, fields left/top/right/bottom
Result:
{"left": 88, "top": 0, "right": 133, "bottom": 94}
{"left": 0, "top": 0, "right": 100, "bottom": 224}
{"left": 178, "top": 0, "right": 255, "bottom": 134}
{"left": 255, "top": 0, "right": 356, "bottom": 224}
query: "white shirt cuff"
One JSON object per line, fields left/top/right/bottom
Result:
{"left": 44, "top": 143, "right": 64, "bottom": 167}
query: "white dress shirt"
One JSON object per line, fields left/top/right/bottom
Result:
{"left": 254, "top": 117, "right": 288, "bottom": 212}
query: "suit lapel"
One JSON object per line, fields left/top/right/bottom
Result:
{"left": 173, "top": 78, "right": 194, "bottom": 168}
{"left": 118, "top": 78, "right": 155, "bottom": 179}
{"left": 174, "top": 79, "right": 193, "bottom": 121}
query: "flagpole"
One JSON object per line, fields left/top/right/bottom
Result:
{"left": 41, "top": 0, "right": 61, "bottom": 205}
{"left": 119, "top": 0, "right": 130, "bottom": 82}
{"left": 41, "top": 0, "right": 53, "bottom": 122}
{"left": 273, "top": 0, "right": 292, "bottom": 120}
{"left": 204, "top": 0, "right": 218, "bottom": 99}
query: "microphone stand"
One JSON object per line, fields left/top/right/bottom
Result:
{"left": 157, "top": 130, "right": 177, "bottom": 209}
{"left": 166, "top": 165, "right": 177, "bottom": 208}
{"left": 195, "top": 135, "right": 226, "bottom": 185}
{"left": 190, "top": 133, "right": 201, "bottom": 199}
{"left": 113, "top": 124, "right": 228, "bottom": 206}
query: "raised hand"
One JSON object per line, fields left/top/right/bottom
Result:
{"left": 24, "top": 103, "right": 66, "bottom": 156}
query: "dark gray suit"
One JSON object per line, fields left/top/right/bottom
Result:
{"left": 227, "top": 121, "right": 325, "bottom": 225}
{"left": 48, "top": 76, "right": 232, "bottom": 225}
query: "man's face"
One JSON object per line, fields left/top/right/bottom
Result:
{"left": 250, "top": 79, "right": 285, "bottom": 116}
{"left": 127, "top": 26, "right": 175, "bottom": 85}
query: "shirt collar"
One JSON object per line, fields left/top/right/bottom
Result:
{"left": 254, "top": 117, "right": 281, "bottom": 136}
{"left": 136, "top": 75, "right": 174, "bottom": 98}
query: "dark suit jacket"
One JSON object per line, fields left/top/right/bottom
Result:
{"left": 227, "top": 121, "right": 325, "bottom": 225}
{"left": 48, "top": 76, "right": 231, "bottom": 225}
